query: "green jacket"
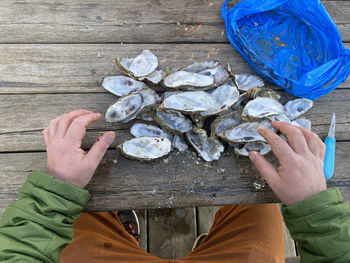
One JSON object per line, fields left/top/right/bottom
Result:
{"left": 0, "top": 171, "right": 349, "bottom": 262}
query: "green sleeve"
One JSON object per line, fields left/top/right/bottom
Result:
{"left": 0, "top": 171, "right": 90, "bottom": 263}
{"left": 282, "top": 187, "right": 350, "bottom": 262}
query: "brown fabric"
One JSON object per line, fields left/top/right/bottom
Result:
{"left": 61, "top": 204, "right": 284, "bottom": 263}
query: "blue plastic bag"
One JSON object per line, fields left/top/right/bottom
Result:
{"left": 222, "top": 0, "right": 350, "bottom": 100}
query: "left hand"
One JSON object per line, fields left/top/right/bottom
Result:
{"left": 42, "top": 110, "right": 115, "bottom": 188}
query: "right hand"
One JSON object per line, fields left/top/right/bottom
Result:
{"left": 248, "top": 122, "right": 327, "bottom": 205}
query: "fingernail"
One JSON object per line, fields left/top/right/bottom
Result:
{"left": 105, "top": 132, "right": 115, "bottom": 144}
{"left": 248, "top": 152, "right": 256, "bottom": 162}
{"left": 257, "top": 126, "right": 265, "bottom": 132}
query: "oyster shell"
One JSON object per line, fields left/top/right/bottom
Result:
{"left": 116, "top": 57, "right": 133, "bottom": 75}
{"left": 130, "top": 123, "right": 173, "bottom": 140}
{"left": 234, "top": 142, "right": 271, "bottom": 156}
{"left": 172, "top": 135, "right": 189, "bottom": 152}
{"left": 160, "top": 91, "right": 218, "bottom": 113}
{"left": 201, "top": 80, "right": 240, "bottom": 116}
{"left": 183, "top": 61, "right": 229, "bottom": 88}
{"left": 145, "top": 70, "right": 162, "bottom": 84}
{"left": 139, "top": 88, "right": 161, "bottom": 109}
{"left": 105, "top": 93, "right": 143, "bottom": 123}
{"left": 102, "top": 76, "right": 146, "bottom": 96}
{"left": 153, "top": 110, "right": 193, "bottom": 134}
{"left": 243, "top": 87, "right": 281, "bottom": 102}
{"left": 163, "top": 71, "right": 215, "bottom": 90}
{"left": 242, "top": 97, "right": 284, "bottom": 120}
{"left": 119, "top": 136, "right": 171, "bottom": 160}
{"left": 138, "top": 112, "right": 153, "bottom": 121}
{"left": 292, "top": 118, "right": 311, "bottom": 130}
{"left": 105, "top": 88, "right": 160, "bottom": 124}
{"left": 234, "top": 74, "right": 264, "bottom": 92}
{"left": 284, "top": 98, "right": 313, "bottom": 120}
{"left": 210, "top": 110, "right": 242, "bottom": 137}
{"left": 268, "top": 113, "right": 292, "bottom": 124}
{"left": 186, "top": 128, "right": 224, "bottom": 162}
{"left": 219, "top": 122, "right": 266, "bottom": 143}
{"left": 129, "top": 50, "right": 158, "bottom": 77}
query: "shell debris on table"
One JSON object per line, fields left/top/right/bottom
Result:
{"left": 102, "top": 50, "right": 314, "bottom": 161}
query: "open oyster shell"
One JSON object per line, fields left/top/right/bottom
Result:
{"left": 172, "top": 135, "right": 189, "bottom": 152}
{"left": 210, "top": 110, "right": 242, "bottom": 137}
{"left": 267, "top": 113, "right": 292, "bottom": 124}
{"left": 102, "top": 76, "right": 146, "bottom": 96}
{"left": 159, "top": 91, "right": 218, "bottom": 113}
{"left": 153, "top": 110, "right": 193, "bottom": 134}
{"left": 292, "top": 118, "right": 311, "bottom": 130}
{"left": 234, "top": 142, "right": 271, "bottom": 156}
{"left": 105, "top": 93, "right": 143, "bottom": 123}
{"left": 186, "top": 128, "right": 224, "bottom": 162}
{"left": 200, "top": 80, "right": 240, "bottom": 117}
{"left": 182, "top": 61, "right": 229, "bottom": 88}
{"left": 234, "top": 74, "right": 264, "bottom": 92}
{"left": 242, "top": 97, "right": 284, "bottom": 120}
{"left": 163, "top": 71, "right": 215, "bottom": 90}
{"left": 284, "top": 98, "right": 313, "bottom": 120}
{"left": 119, "top": 136, "right": 171, "bottom": 161}
{"left": 129, "top": 50, "right": 158, "bottom": 77}
{"left": 116, "top": 50, "right": 159, "bottom": 80}
{"left": 219, "top": 122, "right": 266, "bottom": 143}
{"left": 130, "top": 123, "right": 173, "bottom": 140}
{"left": 105, "top": 88, "right": 160, "bottom": 124}
{"left": 243, "top": 87, "right": 281, "bottom": 102}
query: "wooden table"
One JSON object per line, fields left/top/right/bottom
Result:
{"left": 1, "top": 0, "right": 350, "bottom": 216}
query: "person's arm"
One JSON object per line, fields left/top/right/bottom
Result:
{"left": 0, "top": 110, "right": 115, "bottom": 263}
{"left": 249, "top": 122, "right": 350, "bottom": 262}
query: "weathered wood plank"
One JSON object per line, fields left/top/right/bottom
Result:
{"left": 0, "top": 1, "right": 348, "bottom": 43}
{"left": 135, "top": 210, "right": 148, "bottom": 251}
{"left": 1, "top": 141, "right": 349, "bottom": 216}
{"left": 0, "top": 43, "right": 349, "bottom": 94}
{"left": 286, "top": 257, "right": 300, "bottom": 263}
{"left": 197, "top": 206, "right": 220, "bottom": 234}
{"left": 148, "top": 208, "right": 197, "bottom": 259}
{"left": 1, "top": 88, "right": 350, "bottom": 153}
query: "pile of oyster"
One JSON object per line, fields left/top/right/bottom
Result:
{"left": 102, "top": 50, "right": 313, "bottom": 162}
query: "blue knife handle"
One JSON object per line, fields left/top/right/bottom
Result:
{"left": 324, "top": 136, "right": 336, "bottom": 180}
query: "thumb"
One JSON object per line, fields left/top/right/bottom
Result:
{"left": 248, "top": 151, "right": 281, "bottom": 189}
{"left": 85, "top": 131, "right": 115, "bottom": 169}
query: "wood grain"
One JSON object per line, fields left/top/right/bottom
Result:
{"left": 148, "top": 208, "right": 197, "bottom": 259}
{"left": 1, "top": 141, "right": 349, "bottom": 216}
{"left": 0, "top": 43, "right": 349, "bottom": 94}
{"left": 0, "top": 1, "right": 348, "bottom": 43}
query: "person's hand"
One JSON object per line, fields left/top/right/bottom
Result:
{"left": 248, "top": 121, "right": 327, "bottom": 205}
{"left": 42, "top": 110, "right": 115, "bottom": 188}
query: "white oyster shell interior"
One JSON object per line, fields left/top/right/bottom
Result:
{"left": 130, "top": 123, "right": 172, "bottom": 140}
{"left": 172, "top": 135, "right": 189, "bottom": 152}
{"left": 292, "top": 118, "right": 311, "bottom": 130}
{"left": 220, "top": 122, "right": 266, "bottom": 143}
{"left": 235, "top": 74, "right": 264, "bottom": 92}
{"left": 105, "top": 94, "right": 142, "bottom": 123}
{"left": 129, "top": 50, "right": 158, "bottom": 77}
{"left": 234, "top": 142, "right": 271, "bottom": 156}
{"left": 155, "top": 110, "right": 192, "bottom": 133}
{"left": 202, "top": 80, "right": 240, "bottom": 116}
{"left": 284, "top": 98, "right": 313, "bottom": 120}
{"left": 164, "top": 71, "right": 214, "bottom": 88}
{"left": 186, "top": 128, "right": 224, "bottom": 162}
{"left": 161, "top": 91, "right": 218, "bottom": 113}
{"left": 243, "top": 97, "right": 284, "bottom": 119}
{"left": 120, "top": 137, "right": 171, "bottom": 160}
{"left": 102, "top": 76, "right": 146, "bottom": 96}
